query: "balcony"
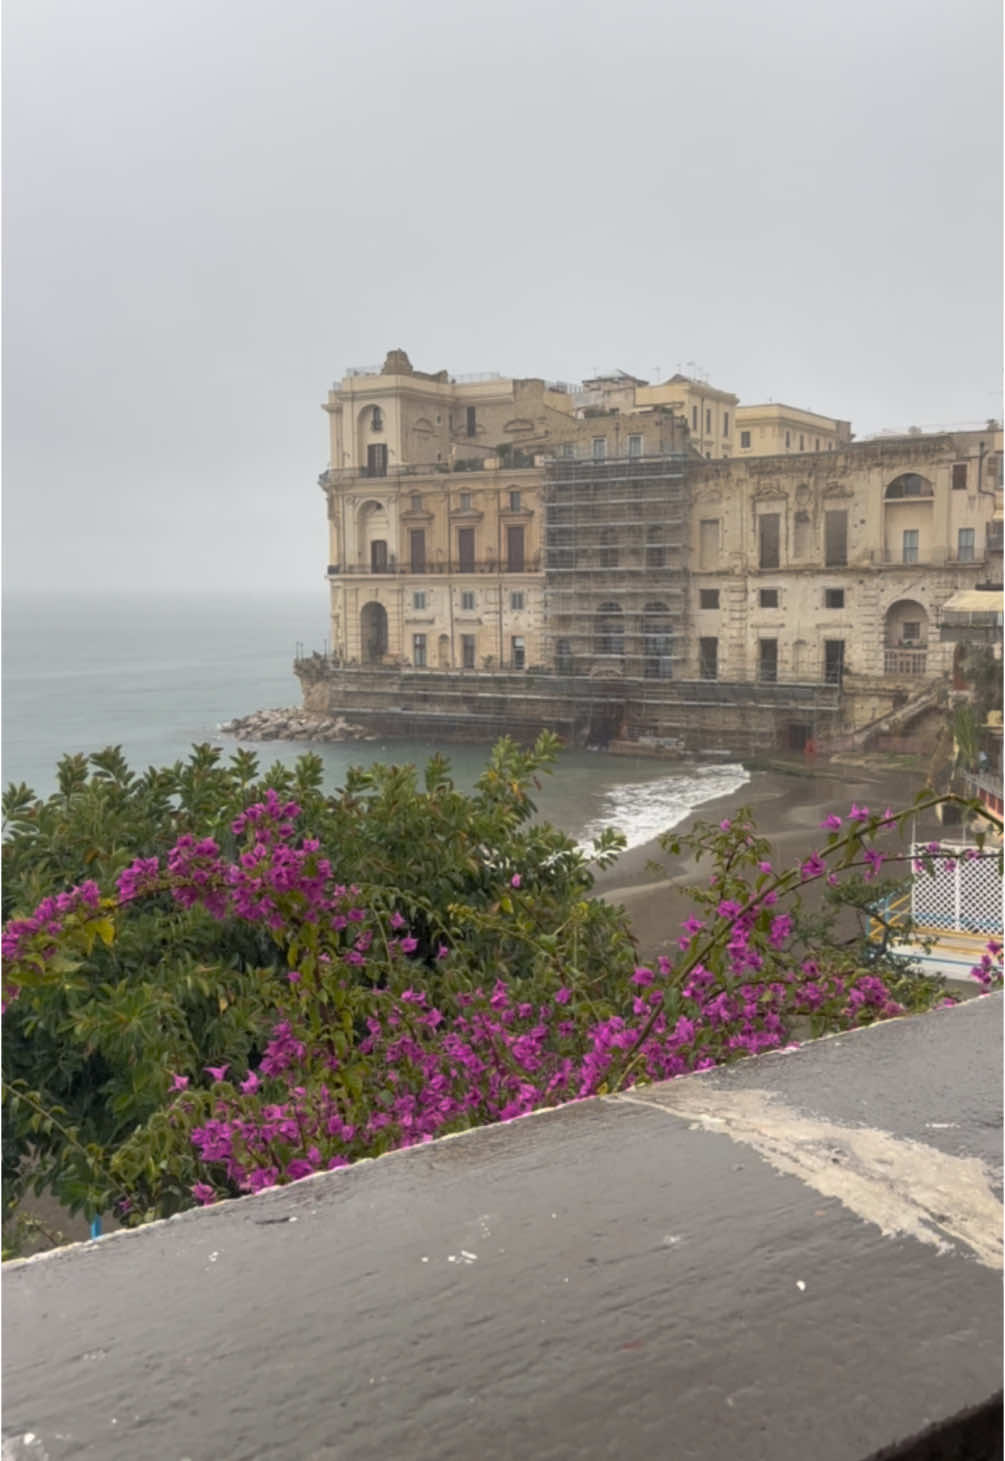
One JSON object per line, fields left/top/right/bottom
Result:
{"left": 319, "top": 460, "right": 546, "bottom": 488}
{"left": 327, "top": 557, "right": 542, "bottom": 577}
{"left": 884, "top": 647, "right": 928, "bottom": 675}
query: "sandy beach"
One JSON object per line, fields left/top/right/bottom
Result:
{"left": 591, "top": 758, "right": 941, "bottom": 960}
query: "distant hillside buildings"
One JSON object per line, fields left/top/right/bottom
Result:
{"left": 301, "top": 349, "right": 1003, "bottom": 752}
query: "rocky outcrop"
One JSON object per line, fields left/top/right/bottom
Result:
{"left": 219, "top": 708, "right": 377, "bottom": 744}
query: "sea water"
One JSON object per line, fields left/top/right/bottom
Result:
{"left": 1, "top": 593, "right": 749, "bottom": 848}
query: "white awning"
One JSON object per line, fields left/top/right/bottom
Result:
{"left": 940, "top": 589, "right": 1003, "bottom": 617}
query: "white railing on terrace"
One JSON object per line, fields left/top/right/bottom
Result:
{"left": 909, "top": 843, "right": 1004, "bottom": 935}
{"left": 343, "top": 364, "right": 381, "bottom": 379}
{"left": 450, "top": 372, "right": 505, "bottom": 385}
{"left": 884, "top": 648, "right": 928, "bottom": 676}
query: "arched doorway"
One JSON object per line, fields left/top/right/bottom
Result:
{"left": 361, "top": 601, "right": 388, "bottom": 664}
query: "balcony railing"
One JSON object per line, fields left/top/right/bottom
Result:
{"left": 319, "top": 460, "right": 547, "bottom": 488}
{"left": 959, "top": 768, "right": 1004, "bottom": 804}
{"left": 327, "top": 557, "right": 542, "bottom": 577}
{"left": 884, "top": 648, "right": 928, "bottom": 675}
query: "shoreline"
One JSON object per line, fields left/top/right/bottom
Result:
{"left": 589, "top": 759, "right": 937, "bottom": 960}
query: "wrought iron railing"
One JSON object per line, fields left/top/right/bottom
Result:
{"left": 326, "top": 557, "right": 543, "bottom": 577}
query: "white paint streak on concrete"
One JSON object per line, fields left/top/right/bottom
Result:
{"left": 616, "top": 1087, "right": 1003, "bottom": 1270}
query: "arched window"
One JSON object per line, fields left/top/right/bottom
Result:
{"left": 371, "top": 406, "right": 384, "bottom": 431}
{"left": 594, "top": 602, "right": 624, "bottom": 658}
{"left": 885, "top": 474, "right": 933, "bottom": 500}
{"left": 642, "top": 602, "right": 672, "bottom": 679}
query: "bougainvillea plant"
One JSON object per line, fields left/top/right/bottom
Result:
{"left": 2, "top": 742, "right": 1001, "bottom": 1241}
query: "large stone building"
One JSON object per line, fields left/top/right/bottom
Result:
{"left": 307, "top": 349, "right": 1002, "bottom": 752}
{"left": 685, "top": 428, "right": 1003, "bottom": 742}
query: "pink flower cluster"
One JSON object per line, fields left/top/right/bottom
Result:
{"left": 1, "top": 881, "right": 102, "bottom": 1009}
{"left": 3, "top": 789, "right": 1001, "bottom": 1215}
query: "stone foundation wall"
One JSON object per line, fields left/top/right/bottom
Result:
{"left": 295, "top": 662, "right": 841, "bottom": 754}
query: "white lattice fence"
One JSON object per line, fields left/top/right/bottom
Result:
{"left": 910, "top": 844, "right": 1004, "bottom": 935}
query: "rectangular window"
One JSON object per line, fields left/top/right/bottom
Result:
{"left": 466, "top": 406, "right": 477, "bottom": 438}
{"left": 705, "top": 408, "right": 711, "bottom": 433}
{"left": 461, "top": 591, "right": 476, "bottom": 612}
{"left": 458, "top": 491, "right": 472, "bottom": 510}
{"left": 592, "top": 437, "right": 607, "bottom": 461}
{"left": 509, "top": 489, "right": 522, "bottom": 511}
{"left": 511, "top": 636, "right": 526, "bottom": 670}
{"left": 699, "top": 518, "right": 720, "bottom": 570}
{"left": 793, "top": 512, "right": 813, "bottom": 558}
{"left": 902, "top": 621, "right": 921, "bottom": 643}
{"left": 814, "top": 438, "right": 820, "bottom": 451}
{"left": 740, "top": 430, "right": 751, "bottom": 448}
{"left": 785, "top": 431, "right": 791, "bottom": 448}
{"left": 952, "top": 463, "right": 968, "bottom": 490}
{"left": 759, "top": 514, "right": 780, "bottom": 570}
{"left": 412, "top": 591, "right": 426, "bottom": 610}
{"left": 957, "top": 527, "right": 975, "bottom": 562}
{"left": 691, "top": 405, "right": 698, "bottom": 431}
{"left": 824, "top": 510, "right": 848, "bottom": 566}
{"left": 412, "top": 633, "right": 427, "bottom": 667}
{"left": 824, "top": 588, "right": 845, "bottom": 609}
{"left": 645, "top": 525, "right": 665, "bottom": 568}
{"left": 723, "top": 411, "right": 729, "bottom": 435}
{"left": 799, "top": 435, "right": 804, "bottom": 451}
{"left": 510, "top": 591, "right": 525, "bottom": 611}
{"left": 699, "top": 588, "right": 720, "bottom": 610}
{"left": 824, "top": 640, "right": 845, "bottom": 685}
{"left": 759, "top": 589, "right": 779, "bottom": 608}
{"left": 365, "top": 443, "right": 388, "bottom": 478}
{"left": 758, "top": 638, "right": 778, "bottom": 683}
{"left": 409, "top": 529, "right": 426, "bottom": 573}
{"left": 370, "top": 539, "right": 388, "bottom": 573}
{"left": 506, "top": 525, "right": 525, "bottom": 572}
{"left": 627, "top": 434, "right": 643, "bottom": 458}
{"left": 457, "top": 527, "right": 475, "bottom": 573}
{"left": 902, "top": 528, "right": 919, "bottom": 565}
{"left": 561, "top": 442, "right": 575, "bottom": 458}
{"left": 699, "top": 637, "right": 718, "bottom": 680}
{"left": 461, "top": 634, "right": 476, "bottom": 669}
{"left": 410, "top": 493, "right": 422, "bottom": 511}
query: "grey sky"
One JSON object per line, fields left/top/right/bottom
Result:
{"left": 3, "top": 0, "right": 1001, "bottom": 597}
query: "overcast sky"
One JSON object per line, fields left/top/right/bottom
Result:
{"left": 3, "top": 0, "right": 1001, "bottom": 597}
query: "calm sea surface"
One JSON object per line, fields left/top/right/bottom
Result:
{"left": 2, "top": 594, "right": 748, "bottom": 848}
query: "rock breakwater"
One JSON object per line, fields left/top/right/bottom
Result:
{"left": 219, "top": 707, "right": 377, "bottom": 744}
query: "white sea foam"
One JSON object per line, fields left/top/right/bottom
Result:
{"left": 576, "top": 763, "right": 751, "bottom": 856}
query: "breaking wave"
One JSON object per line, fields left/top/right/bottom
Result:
{"left": 577, "top": 763, "right": 751, "bottom": 856}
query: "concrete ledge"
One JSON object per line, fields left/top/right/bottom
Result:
{"left": 3, "top": 998, "right": 1002, "bottom": 1460}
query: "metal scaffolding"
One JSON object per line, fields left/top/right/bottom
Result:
{"left": 542, "top": 450, "right": 691, "bottom": 740}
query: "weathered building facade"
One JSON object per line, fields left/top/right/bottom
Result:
{"left": 305, "top": 350, "right": 1002, "bottom": 753}
{"left": 685, "top": 428, "right": 1003, "bottom": 741}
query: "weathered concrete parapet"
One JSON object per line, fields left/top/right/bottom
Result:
{"left": 4, "top": 997, "right": 1001, "bottom": 1460}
